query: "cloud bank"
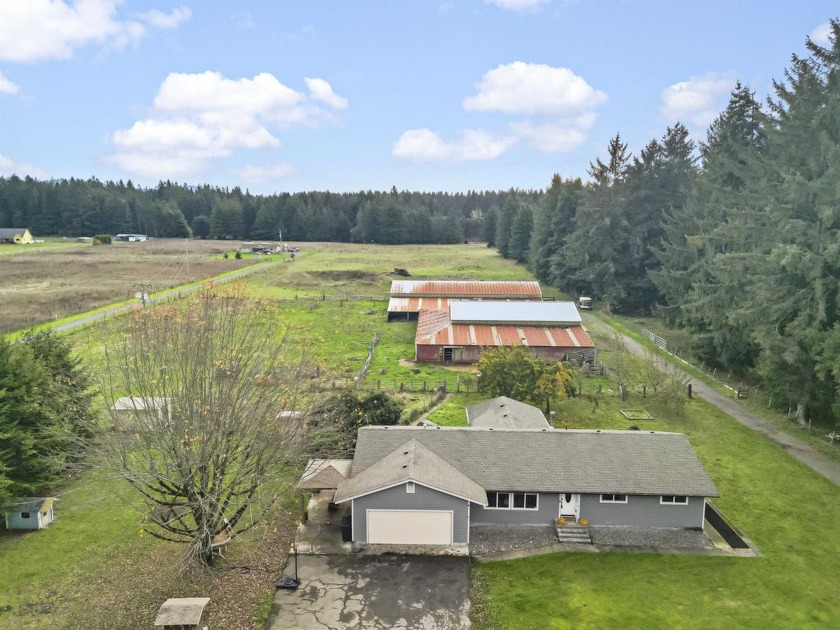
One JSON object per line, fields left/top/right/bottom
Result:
{"left": 108, "top": 71, "right": 347, "bottom": 178}
{"left": 0, "top": 0, "right": 191, "bottom": 63}
{"left": 394, "top": 61, "right": 606, "bottom": 162}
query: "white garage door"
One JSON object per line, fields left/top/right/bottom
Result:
{"left": 367, "top": 510, "right": 453, "bottom": 545}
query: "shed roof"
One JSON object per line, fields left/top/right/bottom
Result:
{"left": 111, "top": 397, "right": 169, "bottom": 411}
{"left": 334, "top": 439, "right": 487, "bottom": 505}
{"left": 298, "top": 459, "right": 353, "bottom": 490}
{"left": 349, "top": 427, "right": 719, "bottom": 497}
{"left": 6, "top": 497, "right": 53, "bottom": 513}
{"left": 0, "top": 228, "right": 28, "bottom": 238}
{"left": 415, "top": 309, "right": 594, "bottom": 349}
{"left": 466, "top": 397, "right": 550, "bottom": 429}
{"left": 449, "top": 301, "right": 581, "bottom": 326}
{"left": 390, "top": 280, "right": 542, "bottom": 299}
{"left": 154, "top": 598, "right": 211, "bottom": 627}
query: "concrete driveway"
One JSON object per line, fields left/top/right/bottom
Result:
{"left": 267, "top": 554, "right": 471, "bottom": 629}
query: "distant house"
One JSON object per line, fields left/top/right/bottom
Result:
{"left": 5, "top": 497, "right": 56, "bottom": 530}
{"left": 414, "top": 300, "right": 595, "bottom": 364}
{"left": 331, "top": 425, "right": 718, "bottom": 552}
{"left": 0, "top": 228, "right": 33, "bottom": 244}
{"left": 387, "top": 280, "right": 542, "bottom": 322}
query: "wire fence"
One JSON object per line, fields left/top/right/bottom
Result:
{"left": 313, "top": 373, "right": 480, "bottom": 394}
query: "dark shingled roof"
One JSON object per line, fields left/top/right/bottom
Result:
{"left": 335, "top": 439, "right": 487, "bottom": 504}
{"left": 466, "top": 396, "right": 550, "bottom": 429}
{"left": 350, "top": 427, "right": 719, "bottom": 497}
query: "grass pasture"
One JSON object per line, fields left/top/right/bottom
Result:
{"left": 0, "top": 239, "right": 252, "bottom": 334}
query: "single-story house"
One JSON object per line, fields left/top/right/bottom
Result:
{"left": 466, "top": 396, "right": 550, "bottom": 429}
{"left": 387, "top": 280, "right": 542, "bottom": 321}
{"left": 5, "top": 497, "right": 56, "bottom": 530}
{"left": 332, "top": 425, "right": 718, "bottom": 552}
{"left": 0, "top": 228, "right": 33, "bottom": 244}
{"left": 414, "top": 300, "right": 595, "bottom": 364}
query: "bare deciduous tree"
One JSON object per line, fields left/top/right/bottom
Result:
{"left": 99, "top": 286, "right": 310, "bottom": 567}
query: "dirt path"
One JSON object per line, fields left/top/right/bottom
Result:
{"left": 583, "top": 314, "right": 840, "bottom": 486}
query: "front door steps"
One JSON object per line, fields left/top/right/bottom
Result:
{"left": 555, "top": 522, "right": 592, "bottom": 544}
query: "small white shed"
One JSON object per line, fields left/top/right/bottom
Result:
{"left": 5, "top": 497, "right": 56, "bottom": 530}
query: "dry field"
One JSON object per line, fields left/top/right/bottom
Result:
{"left": 0, "top": 240, "right": 253, "bottom": 334}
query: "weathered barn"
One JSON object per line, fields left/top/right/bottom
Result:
{"left": 387, "top": 280, "right": 542, "bottom": 321}
{"left": 414, "top": 300, "right": 595, "bottom": 364}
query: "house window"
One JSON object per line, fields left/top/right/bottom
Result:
{"left": 599, "top": 494, "right": 628, "bottom": 504}
{"left": 486, "top": 492, "right": 538, "bottom": 510}
{"left": 406, "top": 482, "right": 415, "bottom": 494}
{"left": 660, "top": 495, "right": 688, "bottom": 505}
{"left": 20, "top": 512, "right": 31, "bottom": 519}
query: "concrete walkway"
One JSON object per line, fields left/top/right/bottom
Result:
{"left": 583, "top": 314, "right": 840, "bottom": 486}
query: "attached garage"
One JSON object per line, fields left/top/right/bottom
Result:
{"left": 367, "top": 510, "right": 453, "bottom": 545}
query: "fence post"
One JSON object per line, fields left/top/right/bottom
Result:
{"left": 456, "top": 373, "right": 461, "bottom": 393}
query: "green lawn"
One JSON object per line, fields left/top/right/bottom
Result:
{"left": 473, "top": 385, "right": 840, "bottom": 629}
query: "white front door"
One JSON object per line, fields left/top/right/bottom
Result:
{"left": 559, "top": 493, "right": 580, "bottom": 519}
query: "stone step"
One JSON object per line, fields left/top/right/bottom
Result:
{"left": 555, "top": 526, "right": 592, "bottom": 544}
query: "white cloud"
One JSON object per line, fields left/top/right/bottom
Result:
{"left": 108, "top": 71, "right": 347, "bottom": 178}
{"left": 235, "top": 163, "right": 298, "bottom": 185}
{"left": 392, "top": 128, "right": 517, "bottom": 162}
{"left": 0, "top": 154, "right": 48, "bottom": 179}
{"left": 484, "top": 0, "right": 552, "bottom": 12}
{"left": 136, "top": 7, "right": 192, "bottom": 30}
{"left": 305, "top": 77, "right": 348, "bottom": 110}
{"left": 394, "top": 61, "right": 605, "bottom": 163}
{"left": 463, "top": 62, "right": 607, "bottom": 116}
{"left": 0, "top": 0, "right": 190, "bottom": 63}
{"left": 661, "top": 72, "right": 737, "bottom": 127}
{"left": 510, "top": 117, "right": 593, "bottom": 153}
{"left": 811, "top": 22, "right": 831, "bottom": 45}
{"left": 0, "top": 70, "right": 20, "bottom": 94}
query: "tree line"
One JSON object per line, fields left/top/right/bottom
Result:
{"left": 494, "top": 21, "right": 840, "bottom": 428}
{"left": 0, "top": 176, "right": 540, "bottom": 244}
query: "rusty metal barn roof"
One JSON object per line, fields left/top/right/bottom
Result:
{"left": 389, "top": 280, "right": 542, "bottom": 299}
{"left": 387, "top": 295, "right": 542, "bottom": 313}
{"left": 414, "top": 309, "right": 594, "bottom": 348}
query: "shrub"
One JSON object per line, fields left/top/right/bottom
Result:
{"left": 93, "top": 234, "right": 112, "bottom": 245}
{"left": 223, "top": 252, "right": 229, "bottom": 259}
{"left": 234, "top": 251, "right": 242, "bottom": 260}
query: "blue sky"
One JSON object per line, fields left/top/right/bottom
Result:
{"left": 0, "top": 1, "right": 835, "bottom": 193}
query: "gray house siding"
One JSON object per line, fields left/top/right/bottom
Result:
{"left": 351, "top": 483, "right": 470, "bottom": 543}
{"left": 471, "top": 492, "right": 559, "bottom": 525}
{"left": 580, "top": 494, "right": 705, "bottom": 528}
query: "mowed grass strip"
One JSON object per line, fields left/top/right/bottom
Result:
{"left": 473, "top": 387, "right": 840, "bottom": 630}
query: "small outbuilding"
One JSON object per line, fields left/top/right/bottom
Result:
{"left": 0, "top": 228, "right": 34, "bottom": 244}
{"left": 154, "top": 597, "right": 210, "bottom": 630}
{"left": 5, "top": 497, "right": 56, "bottom": 530}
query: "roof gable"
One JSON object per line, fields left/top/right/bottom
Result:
{"left": 334, "top": 439, "right": 487, "bottom": 504}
